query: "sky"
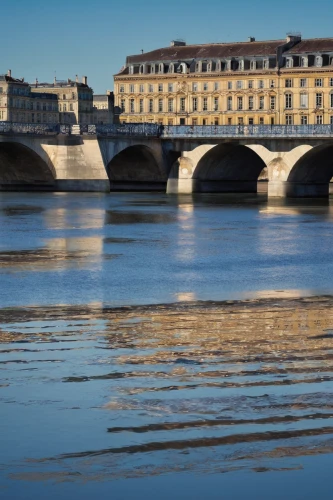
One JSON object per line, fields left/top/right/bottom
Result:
{"left": 2, "top": 0, "right": 333, "bottom": 94}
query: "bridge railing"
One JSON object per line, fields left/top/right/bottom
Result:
{"left": 161, "top": 124, "right": 333, "bottom": 138}
{"left": 0, "top": 122, "right": 59, "bottom": 135}
{"left": 94, "top": 123, "right": 161, "bottom": 137}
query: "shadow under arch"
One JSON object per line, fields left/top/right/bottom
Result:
{"left": 283, "top": 143, "right": 333, "bottom": 197}
{"left": 107, "top": 145, "right": 166, "bottom": 191}
{"left": 193, "top": 143, "right": 267, "bottom": 193}
{"left": 0, "top": 142, "right": 55, "bottom": 191}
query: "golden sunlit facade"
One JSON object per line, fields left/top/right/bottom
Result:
{"left": 114, "top": 35, "right": 333, "bottom": 126}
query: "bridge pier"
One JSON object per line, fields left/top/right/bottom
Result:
{"left": 268, "top": 181, "right": 329, "bottom": 198}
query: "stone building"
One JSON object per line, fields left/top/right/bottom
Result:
{"left": 0, "top": 70, "right": 58, "bottom": 123}
{"left": 30, "top": 76, "right": 93, "bottom": 124}
{"left": 114, "top": 35, "right": 333, "bottom": 126}
{"left": 93, "top": 91, "right": 114, "bottom": 124}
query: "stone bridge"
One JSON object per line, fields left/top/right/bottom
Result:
{"left": 1, "top": 122, "right": 333, "bottom": 197}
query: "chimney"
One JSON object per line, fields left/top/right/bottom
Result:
{"left": 170, "top": 40, "right": 186, "bottom": 47}
{"left": 248, "top": 37, "right": 255, "bottom": 42}
{"left": 286, "top": 32, "right": 302, "bottom": 44}
{"left": 35, "top": 78, "right": 38, "bottom": 88}
{"left": 54, "top": 76, "right": 57, "bottom": 85}
{"left": 7, "top": 69, "right": 11, "bottom": 77}
{"left": 82, "top": 76, "right": 87, "bottom": 85}
{"left": 76, "top": 74, "right": 79, "bottom": 83}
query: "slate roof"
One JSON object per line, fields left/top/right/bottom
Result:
{"left": 126, "top": 40, "right": 285, "bottom": 64}
{"left": 284, "top": 38, "right": 333, "bottom": 54}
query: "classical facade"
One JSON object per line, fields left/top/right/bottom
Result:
{"left": 31, "top": 76, "right": 93, "bottom": 124}
{"left": 114, "top": 35, "right": 333, "bottom": 126}
{"left": 0, "top": 71, "right": 59, "bottom": 123}
{"left": 93, "top": 91, "right": 115, "bottom": 124}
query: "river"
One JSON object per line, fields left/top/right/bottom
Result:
{"left": 1, "top": 192, "right": 333, "bottom": 499}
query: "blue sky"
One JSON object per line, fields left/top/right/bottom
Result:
{"left": 3, "top": 0, "right": 333, "bottom": 93}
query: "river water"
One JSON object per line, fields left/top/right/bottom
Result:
{"left": 1, "top": 192, "right": 333, "bottom": 499}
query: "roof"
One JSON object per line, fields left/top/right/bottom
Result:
{"left": 285, "top": 38, "right": 333, "bottom": 54}
{"left": 126, "top": 40, "right": 285, "bottom": 65}
{"left": 93, "top": 94, "right": 108, "bottom": 101}
{"left": 0, "top": 74, "right": 28, "bottom": 84}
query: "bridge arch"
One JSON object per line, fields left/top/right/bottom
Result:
{"left": 0, "top": 142, "right": 55, "bottom": 190}
{"left": 190, "top": 143, "right": 268, "bottom": 193}
{"left": 106, "top": 144, "right": 167, "bottom": 191}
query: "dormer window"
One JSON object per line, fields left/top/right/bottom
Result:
{"left": 195, "top": 61, "right": 202, "bottom": 73}
{"left": 315, "top": 55, "right": 323, "bottom": 67}
{"left": 169, "top": 63, "right": 174, "bottom": 73}
{"left": 139, "top": 65, "right": 144, "bottom": 74}
{"left": 226, "top": 59, "right": 232, "bottom": 71}
{"left": 129, "top": 65, "right": 134, "bottom": 75}
{"left": 250, "top": 60, "right": 256, "bottom": 70}
{"left": 215, "top": 60, "right": 221, "bottom": 72}
{"left": 207, "top": 60, "right": 213, "bottom": 72}
{"left": 178, "top": 62, "right": 187, "bottom": 74}
{"left": 239, "top": 59, "right": 244, "bottom": 71}
{"left": 159, "top": 63, "right": 164, "bottom": 74}
{"left": 150, "top": 64, "right": 155, "bottom": 74}
{"left": 285, "top": 57, "right": 293, "bottom": 68}
{"left": 300, "top": 56, "right": 308, "bottom": 67}
{"left": 263, "top": 59, "right": 269, "bottom": 70}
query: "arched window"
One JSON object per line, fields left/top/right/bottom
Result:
{"left": 150, "top": 64, "right": 155, "bottom": 74}
{"left": 263, "top": 59, "right": 269, "bottom": 70}
{"left": 169, "top": 63, "right": 175, "bottom": 73}
{"left": 215, "top": 60, "right": 221, "bottom": 72}
{"left": 239, "top": 59, "right": 244, "bottom": 71}
{"left": 285, "top": 57, "right": 293, "bottom": 68}
{"left": 129, "top": 65, "right": 134, "bottom": 75}
{"left": 315, "top": 55, "right": 323, "bottom": 67}
{"left": 226, "top": 59, "right": 232, "bottom": 71}
{"left": 159, "top": 63, "right": 164, "bottom": 74}
{"left": 300, "top": 56, "right": 308, "bottom": 67}
{"left": 250, "top": 60, "right": 256, "bottom": 70}
{"left": 207, "top": 60, "right": 213, "bottom": 72}
{"left": 179, "top": 62, "right": 187, "bottom": 74}
{"left": 139, "top": 64, "right": 144, "bottom": 74}
{"left": 195, "top": 61, "right": 202, "bottom": 73}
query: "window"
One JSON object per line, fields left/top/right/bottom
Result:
{"left": 227, "top": 96, "right": 232, "bottom": 110}
{"left": 192, "top": 97, "right": 198, "bottom": 111}
{"left": 236, "top": 80, "right": 243, "bottom": 89}
{"left": 203, "top": 97, "right": 208, "bottom": 111}
{"left": 158, "top": 84, "right": 163, "bottom": 92}
{"left": 130, "top": 84, "right": 135, "bottom": 93}
{"left": 63, "top": 104, "right": 67, "bottom": 112}
{"left": 248, "top": 80, "right": 254, "bottom": 89}
{"left": 158, "top": 99, "right": 163, "bottom": 112}
{"left": 300, "top": 56, "right": 308, "bottom": 67}
{"left": 285, "top": 79, "right": 293, "bottom": 88}
{"left": 300, "top": 78, "right": 307, "bottom": 88}
{"left": 180, "top": 97, "right": 186, "bottom": 112}
{"left": 168, "top": 119, "right": 173, "bottom": 125}
{"left": 228, "top": 118, "right": 232, "bottom": 125}
{"left": 259, "top": 117, "right": 264, "bottom": 125}
{"left": 258, "top": 80, "right": 264, "bottom": 89}
{"left": 227, "top": 81, "right": 232, "bottom": 90}
{"left": 259, "top": 96, "right": 264, "bottom": 110}
{"left": 168, "top": 98, "right": 174, "bottom": 112}
{"left": 270, "top": 96, "right": 276, "bottom": 110}
{"left": 315, "top": 78, "right": 323, "bottom": 87}
{"left": 239, "top": 60, "right": 244, "bottom": 71}
{"left": 270, "top": 80, "right": 275, "bottom": 88}
{"left": 286, "top": 57, "right": 293, "bottom": 68}
{"left": 315, "top": 55, "right": 323, "bottom": 67}
{"left": 139, "top": 99, "right": 144, "bottom": 112}
{"left": 250, "top": 60, "right": 256, "bottom": 70}
{"left": 203, "top": 83, "right": 208, "bottom": 91}
{"left": 130, "top": 99, "right": 134, "bottom": 113}
{"left": 330, "top": 78, "right": 333, "bottom": 87}
{"left": 301, "top": 116, "right": 308, "bottom": 125}
{"left": 129, "top": 66, "right": 134, "bottom": 75}
{"left": 285, "top": 93, "right": 293, "bottom": 109}
{"left": 271, "top": 117, "right": 275, "bottom": 125}
{"left": 331, "top": 94, "right": 333, "bottom": 108}
{"left": 249, "top": 118, "right": 254, "bottom": 125}
{"left": 192, "top": 83, "right": 198, "bottom": 92}
{"left": 238, "top": 117, "right": 244, "bottom": 125}
{"left": 331, "top": 116, "right": 333, "bottom": 125}
{"left": 285, "top": 115, "right": 293, "bottom": 125}
{"left": 120, "top": 99, "right": 125, "bottom": 112}
{"left": 192, "top": 118, "right": 198, "bottom": 125}
{"left": 180, "top": 118, "right": 186, "bottom": 125}
{"left": 214, "top": 97, "right": 219, "bottom": 111}
{"left": 214, "top": 82, "right": 219, "bottom": 91}
{"left": 149, "top": 99, "right": 154, "bottom": 112}
{"left": 70, "top": 103, "right": 73, "bottom": 111}
{"left": 263, "top": 59, "right": 269, "bottom": 70}
{"left": 139, "top": 84, "right": 144, "bottom": 92}
{"left": 202, "top": 119, "right": 207, "bottom": 125}
{"left": 300, "top": 94, "right": 308, "bottom": 108}
{"left": 316, "top": 93, "right": 323, "bottom": 108}
{"left": 168, "top": 83, "right": 173, "bottom": 92}
{"left": 316, "top": 115, "right": 323, "bottom": 124}
{"left": 148, "top": 84, "right": 154, "bottom": 92}
{"left": 248, "top": 96, "right": 254, "bottom": 110}
{"left": 237, "top": 96, "right": 243, "bottom": 110}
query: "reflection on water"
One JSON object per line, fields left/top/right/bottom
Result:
{"left": 1, "top": 297, "right": 333, "bottom": 498}
{"left": 2, "top": 192, "right": 333, "bottom": 498}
